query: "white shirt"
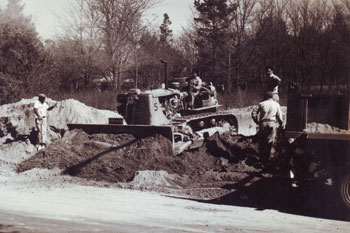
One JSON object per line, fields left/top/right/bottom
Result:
{"left": 195, "top": 76, "right": 202, "bottom": 87}
{"left": 34, "top": 100, "right": 49, "bottom": 118}
{"left": 190, "top": 76, "right": 203, "bottom": 89}
{"left": 252, "top": 98, "right": 283, "bottom": 124}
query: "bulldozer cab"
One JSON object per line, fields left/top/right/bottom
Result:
{"left": 180, "top": 82, "right": 222, "bottom": 115}
{"left": 170, "top": 78, "right": 219, "bottom": 110}
{"left": 196, "top": 84, "right": 218, "bottom": 107}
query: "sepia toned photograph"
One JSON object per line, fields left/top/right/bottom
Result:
{"left": 0, "top": 0, "right": 350, "bottom": 232}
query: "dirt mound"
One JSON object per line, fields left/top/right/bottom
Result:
{"left": 0, "top": 97, "right": 122, "bottom": 170}
{"left": 17, "top": 129, "right": 260, "bottom": 187}
{"left": 126, "top": 170, "right": 182, "bottom": 190}
{"left": 0, "top": 97, "right": 121, "bottom": 137}
{"left": 306, "top": 122, "right": 350, "bottom": 134}
{"left": 17, "top": 130, "right": 177, "bottom": 182}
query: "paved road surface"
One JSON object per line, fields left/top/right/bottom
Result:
{"left": 0, "top": 178, "right": 349, "bottom": 233}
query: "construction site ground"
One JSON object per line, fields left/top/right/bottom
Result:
{"left": 0, "top": 98, "right": 349, "bottom": 232}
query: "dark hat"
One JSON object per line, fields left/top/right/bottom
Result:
{"left": 267, "top": 91, "right": 274, "bottom": 97}
{"left": 38, "top": 93, "right": 46, "bottom": 98}
{"left": 264, "top": 91, "right": 274, "bottom": 100}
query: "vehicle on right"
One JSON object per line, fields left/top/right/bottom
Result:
{"left": 284, "top": 84, "right": 350, "bottom": 218}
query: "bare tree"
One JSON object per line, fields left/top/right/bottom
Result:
{"left": 228, "top": 0, "right": 258, "bottom": 90}
{"left": 57, "top": 0, "right": 105, "bottom": 88}
{"left": 286, "top": 0, "right": 333, "bottom": 89}
{"left": 250, "top": 0, "right": 290, "bottom": 83}
{"left": 58, "top": 0, "right": 157, "bottom": 90}
{"left": 174, "top": 26, "right": 198, "bottom": 74}
{"left": 85, "top": 0, "right": 157, "bottom": 90}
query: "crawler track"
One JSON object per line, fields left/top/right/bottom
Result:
{"left": 172, "top": 110, "right": 239, "bottom": 133}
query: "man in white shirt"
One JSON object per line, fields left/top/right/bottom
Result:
{"left": 266, "top": 68, "right": 281, "bottom": 102}
{"left": 252, "top": 92, "right": 284, "bottom": 166}
{"left": 34, "top": 93, "right": 56, "bottom": 150}
{"left": 187, "top": 72, "right": 203, "bottom": 109}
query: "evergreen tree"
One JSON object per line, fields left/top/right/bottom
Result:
{"left": 194, "top": 0, "right": 234, "bottom": 81}
{"left": 0, "top": 0, "right": 46, "bottom": 103}
{"left": 160, "top": 13, "right": 173, "bottom": 44}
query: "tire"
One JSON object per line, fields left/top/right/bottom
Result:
{"left": 336, "top": 172, "right": 350, "bottom": 220}
{"left": 338, "top": 173, "right": 350, "bottom": 209}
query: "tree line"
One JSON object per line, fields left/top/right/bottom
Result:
{"left": 1, "top": 0, "right": 350, "bottom": 105}
{"left": 193, "top": 0, "right": 350, "bottom": 94}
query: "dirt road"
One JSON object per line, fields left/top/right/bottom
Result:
{"left": 0, "top": 171, "right": 349, "bottom": 233}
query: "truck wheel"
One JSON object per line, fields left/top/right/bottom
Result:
{"left": 338, "top": 174, "right": 350, "bottom": 208}
{"left": 336, "top": 173, "right": 350, "bottom": 219}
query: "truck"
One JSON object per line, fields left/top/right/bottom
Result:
{"left": 284, "top": 84, "right": 350, "bottom": 217}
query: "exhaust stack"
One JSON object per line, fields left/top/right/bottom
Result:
{"left": 161, "top": 60, "right": 168, "bottom": 89}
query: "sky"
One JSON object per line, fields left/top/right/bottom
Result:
{"left": 0, "top": 0, "right": 194, "bottom": 40}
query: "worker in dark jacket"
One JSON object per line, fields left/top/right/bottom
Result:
{"left": 266, "top": 68, "right": 281, "bottom": 102}
{"left": 252, "top": 92, "right": 284, "bottom": 166}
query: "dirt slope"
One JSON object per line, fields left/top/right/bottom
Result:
{"left": 0, "top": 97, "right": 122, "bottom": 172}
{"left": 16, "top": 129, "right": 260, "bottom": 187}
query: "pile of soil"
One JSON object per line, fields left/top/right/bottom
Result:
{"left": 0, "top": 97, "right": 122, "bottom": 171}
{"left": 0, "top": 97, "right": 122, "bottom": 139}
{"left": 16, "top": 129, "right": 260, "bottom": 186}
{"left": 306, "top": 122, "right": 350, "bottom": 134}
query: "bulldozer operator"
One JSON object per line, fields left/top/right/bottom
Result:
{"left": 185, "top": 72, "right": 202, "bottom": 109}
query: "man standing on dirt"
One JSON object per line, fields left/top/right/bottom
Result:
{"left": 34, "top": 94, "right": 57, "bottom": 150}
{"left": 252, "top": 92, "right": 284, "bottom": 168}
{"left": 266, "top": 68, "right": 281, "bottom": 102}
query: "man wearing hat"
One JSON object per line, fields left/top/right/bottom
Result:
{"left": 34, "top": 94, "right": 57, "bottom": 150}
{"left": 252, "top": 91, "right": 284, "bottom": 166}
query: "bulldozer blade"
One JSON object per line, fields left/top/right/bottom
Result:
{"left": 175, "top": 141, "right": 192, "bottom": 155}
{"left": 67, "top": 124, "right": 175, "bottom": 154}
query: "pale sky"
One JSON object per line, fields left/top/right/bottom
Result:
{"left": 0, "top": 0, "right": 194, "bottom": 40}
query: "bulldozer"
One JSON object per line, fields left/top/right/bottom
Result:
{"left": 68, "top": 70, "right": 238, "bottom": 155}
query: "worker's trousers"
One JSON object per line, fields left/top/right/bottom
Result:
{"left": 35, "top": 117, "right": 48, "bottom": 145}
{"left": 258, "top": 121, "right": 278, "bottom": 163}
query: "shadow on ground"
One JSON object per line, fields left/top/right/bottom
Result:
{"left": 175, "top": 173, "right": 349, "bottom": 222}
{"left": 62, "top": 138, "right": 139, "bottom": 177}
{"left": 0, "top": 224, "right": 19, "bottom": 233}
